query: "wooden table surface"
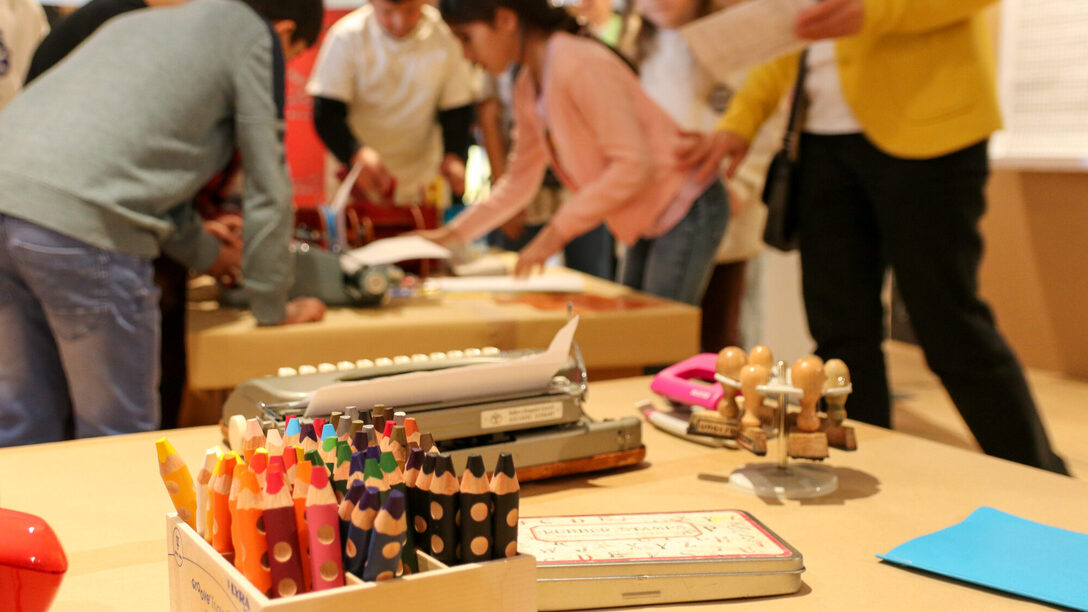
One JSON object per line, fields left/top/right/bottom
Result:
{"left": 186, "top": 271, "right": 700, "bottom": 390}
{"left": 2, "top": 376, "right": 1085, "bottom": 611}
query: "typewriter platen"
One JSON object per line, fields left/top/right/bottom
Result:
{"left": 222, "top": 346, "right": 645, "bottom": 482}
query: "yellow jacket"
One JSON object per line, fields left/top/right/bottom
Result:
{"left": 717, "top": 0, "right": 1001, "bottom": 159}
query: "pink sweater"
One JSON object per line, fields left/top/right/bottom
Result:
{"left": 447, "top": 32, "right": 708, "bottom": 246}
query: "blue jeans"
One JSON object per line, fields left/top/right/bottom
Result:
{"left": 0, "top": 214, "right": 160, "bottom": 446}
{"left": 490, "top": 222, "right": 614, "bottom": 280}
{"left": 618, "top": 180, "right": 730, "bottom": 305}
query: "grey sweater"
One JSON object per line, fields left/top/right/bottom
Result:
{"left": 0, "top": 0, "right": 292, "bottom": 324}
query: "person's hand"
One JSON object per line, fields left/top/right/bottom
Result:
{"left": 407, "top": 226, "right": 459, "bottom": 248}
{"left": 281, "top": 297, "right": 326, "bottom": 325}
{"left": 204, "top": 217, "right": 243, "bottom": 285}
{"left": 440, "top": 153, "right": 467, "bottom": 196}
{"left": 513, "top": 224, "right": 565, "bottom": 278}
{"left": 795, "top": 0, "right": 864, "bottom": 40}
{"left": 499, "top": 212, "right": 528, "bottom": 241}
{"left": 677, "top": 130, "right": 750, "bottom": 184}
{"left": 352, "top": 146, "right": 396, "bottom": 202}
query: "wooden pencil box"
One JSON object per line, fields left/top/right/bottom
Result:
{"left": 165, "top": 514, "right": 536, "bottom": 611}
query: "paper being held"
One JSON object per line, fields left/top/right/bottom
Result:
{"left": 340, "top": 236, "right": 452, "bottom": 275}
{"left": 680, "top": 0, "right": 815, "bottom": 82}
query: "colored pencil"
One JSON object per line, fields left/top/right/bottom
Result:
{"left": 263, "top": 465, "right": 306, "bottom": 597}
{"left": 242, "top": 418, "right": 265, "bottom": 464}
{"left": 336, "top": 415, "right": 352, "bottom": 440}
{"left": 347, "top": 451, "right": 365, "bottom": 489}
{"left": 283, "top": 416, "right": 301, "bottom": 447}
{"left": 412, "top": 452, "right": 436, "bottom": 554}
{"left": 250, "top": 447, "right": 270, "bottom": 489}
{"left": 210, "top": 452, "right": 238, "bottom": 554}
{"left": 344, "top": 486, "right": 381, "bottom": 579}
{"left": 357, "top": 407, "right": 373, "bottom": 426}
{"left": 491, "top": 452, "right": 520, "bottom": 558}
{"left": 196, "top": 447, "right": 220, "bottom": 541}
{"left": 229, "top": 461, "right": 248, "bottom": 569}
{"left": 236, "top": 468, "right": 272, "bottom": 596}
{"left": 380, "top": 450, "right": 416, "bottom": 573}
{"left": 404, "top": 417, "right": 420, "bottom": 446}
{"left": 389, "top": 425, "right": 409, "bottom": 471}
{"left": 362, "top": 489, "right": 408, "bottom": 582}
{"left": 332, "top": 439, "right": 353, "bottom": 499}
{"left": 428, "top": 453, "right": 460, "bottom": 565}
{"left": 305, "top": 465, "right": 345, "bottom": 590}
{"left": 291, "top": 460, "right": 314, "bottom": 592}
{"left": 338, "top": 481, "right": 366, "bottom": 545}
{"left": 155, "top": 437, "right": 198, "bottom": 530}
{"left": 364, "top": 455, "right": 388, "bottom": 503}
{"left": 419, "top": 433, "right": 438, "bottom": 453}
{"left": 459, "top": 454, "right": 492, "bottom": 562}
{"left": 265, "top": 428, "right": 284, "bottom": 456}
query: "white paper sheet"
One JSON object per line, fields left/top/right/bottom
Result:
{"left": 680, "top": 0, "right": 814, "bottom": 82}
{"left": 340, "top": 236, "right": 452, "bottom": 274}
{"left": 304, "top": 316, "right": 580, "bottom": 416}
{"left": 423, "top": 275, "right": 585, "bottom": 293}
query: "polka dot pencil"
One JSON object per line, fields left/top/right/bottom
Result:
{"left": 490, "top": 452, "right": 520, "bottom": 559}
{"left": 210, "top": 452, "right": 238, "bottom": 554}
{"left": 362, "top": 489, "right": 408, "bottom": 582}
{"left": 263, "top": 465, "right": 306, "bottom": 598}
{"left": 459, "top": 454, "right": 492, "bottom": 563}
{"left": 344, "top": 485, "right": 380, "bottom": 579}
{"left": 236, "top": 468, "right": 272, "bottom": 596}
{"left": 305, "top": 464, "right": 345, "bottom": 591}
{"left": 428, "top": 453, "right": 460, "bottom": 566}
{"left": 291, "top": 459, "right": 314, "bottom": 593}
{"left": 412, "top": 452, "right": 437, "bottom": 554}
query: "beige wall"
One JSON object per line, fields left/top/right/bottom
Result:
{"left": 980, "top": 170, "right": 1088, "bottom": 378}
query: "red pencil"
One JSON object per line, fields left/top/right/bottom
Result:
{"left": 264, "top": 466, "right": 306, "bottom": 597}
{"left": 305, "top": 465, "right": 345, "bottom": 590}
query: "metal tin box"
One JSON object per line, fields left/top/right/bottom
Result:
{"left": 518, "top": 510, "right": 804, "bottom": 610}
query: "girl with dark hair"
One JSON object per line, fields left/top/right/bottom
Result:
{"left": 417, "top": 0, "right": 729, "bottom": 306}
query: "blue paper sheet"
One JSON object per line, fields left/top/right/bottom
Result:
{"left": 878, "top": 507, "right": 1088, "bottom": 610}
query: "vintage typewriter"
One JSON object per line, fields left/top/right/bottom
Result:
{"left": 221, "top": 338, "right": 645, "bottom": 482}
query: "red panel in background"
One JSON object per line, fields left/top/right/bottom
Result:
{"left": 284, "top": 10, "right": 352, "bottom": 209}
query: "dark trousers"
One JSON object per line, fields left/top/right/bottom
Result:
{"left": 795, "top": 134, "right": 1066, "bottom": 474}
{"left": 154, "top": 256, "right": 188, "bottom": 430}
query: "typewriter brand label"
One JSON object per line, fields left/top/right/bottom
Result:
{"left": 481, "top": 401, "right": 564, "bottom": 429}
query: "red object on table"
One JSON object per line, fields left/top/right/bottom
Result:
{"left": 0, "top": 508, "right": 68, "bottom": 612}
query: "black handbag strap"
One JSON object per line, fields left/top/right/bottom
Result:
{"left": 781, "top": 50, "right": 809, "bottom": 162}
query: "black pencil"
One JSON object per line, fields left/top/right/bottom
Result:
{"left": 428, "top": 453, "right": 459, "bottom": 565}
{"left": 459, "top": 454, "right": 492, "bottom": 562}
{"left": 490, "top": 452, "right": 519, "bottom": 559}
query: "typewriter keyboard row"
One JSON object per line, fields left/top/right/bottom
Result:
{"left": 275, "top": 346, "right": 502, "bottom": 377}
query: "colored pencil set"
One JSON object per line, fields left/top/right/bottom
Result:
{"left": 156, "top": 411, "right": 520, "bottom": 599}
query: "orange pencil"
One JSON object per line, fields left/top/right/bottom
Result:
{"left": 306, "top": 465, "right": 345, "bottom": 590}
{"left": 403, "top": 417, "right": 421, "bottom": 446}
{"left": 155, "top": 437, "right": 198, "bottom": 530}
{"left": 291, "top": 460, "right": 315, "bottom": 593}
{"left": 196, "top": 447, "right": 220, "bottom": 541}
{"left": 242, "top": 418, "right": 266, "bottom": 464}
{"left": 264, "top": 466, "right": 306, "bottom": 598}
{"left": 282, "top": 446, "right": 299, "bottom": 486}
{"left": 237, "top": 469, "right": 272, "bottom": 596}
{"left": 229, "top": 461, "right": 248, "bottom": 570}
{"left": 210, "top": 452, "right": 238, "bottom": 553}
